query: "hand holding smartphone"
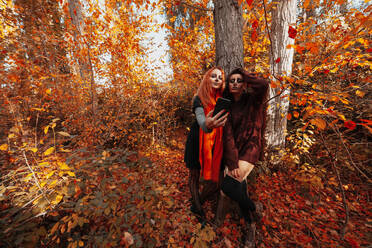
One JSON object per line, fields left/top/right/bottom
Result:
{"left": 213, "top": 97, "right": 231, "bottom": 117}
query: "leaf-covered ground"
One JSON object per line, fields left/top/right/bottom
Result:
{"left": 136, "top": 132, "right": 371, "bottom": 248}
{"left": 1, "top": 130, "right": 370, "bottom": 248}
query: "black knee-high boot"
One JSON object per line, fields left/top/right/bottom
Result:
{"left": 189, "top": 169, "right": 205, "bottom": 217}
{"left": 221, "top": 175, "right": 256, "bottom": 223}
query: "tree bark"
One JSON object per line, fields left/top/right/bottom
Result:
{"left": 213, "top": 0, "right": 245, "bottom": 225}
{"left": 68, "top": 0, "right": 96, "bottom": 118}
{"left": 265, "top": 0, "right": 296, "bottom": 151}
{"left": 68, "top": 0, "right": 90, "bottom": 82}
{"left": 213, "top": 0, "right": 244, "bottom": 75}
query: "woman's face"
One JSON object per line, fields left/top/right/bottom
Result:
{"left": 228, "top": 73, "right": 244, "bottom": 95}
{"left": 210, "top": 69, "right": 223, "bottom": 90}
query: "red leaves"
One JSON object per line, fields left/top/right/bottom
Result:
{"left": 246, "top": 0, "right": 253, "bottom": 6}
{"left": 252, "top": 20, "right": 258, "bottom": 29}
{"left": 326, "top": 107, "right": 334, "bottom": 113}
{"left": 251, "top": 30, "right": 258, "bottom": 42}
{"left": 288, "top": 26, "right": 297, "bottom": 39}
{"left": 275, "top": 57, "right": 281, "bottom": 63}
{"left": 344, "top": 120, "right": 356, "bottom": 130}
{"left": 345, "top": 236, "right": 360, "bottom": 248}
{"left": 251, "top": 20, "right": 259, "bottom": 41}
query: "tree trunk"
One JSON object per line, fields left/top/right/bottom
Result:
{"left": 68, "top": 0, "right": 96, "bottom": 118}
{"left": 213, "top": 0, "right": 244, "bottom": 75}
{"left": 265, "top": 0, "right": 297, "bottom": 152}
{"left": 68, "top": 0, "right": 90, "bottom": 82}
{"left": 213, "top": 0, "right": 245, "bottom": 225}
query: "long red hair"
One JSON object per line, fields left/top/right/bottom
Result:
{"left": 196, "top": 67, "right": 225, "bottom": 108}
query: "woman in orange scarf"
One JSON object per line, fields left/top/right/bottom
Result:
{"left": 184, "top": 67, "right": 229, "bottom": 220}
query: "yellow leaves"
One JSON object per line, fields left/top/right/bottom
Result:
{"left": 0, "top": 143, "right": 8, "bottom": 151}
{"left": 356, "top": 90, "right": 365, "bottom": 98}
{"left": 52, "top": 194, "right": 63, "bottom": 205}
{"left": 310, "top": 118, "right": 327, "bottom": 130}
{"left": 58, "top": 161, "right": 71, "bottom": 170}
{"left": 39, "top": 161, "right": 49, "bottom": 166}
{"left": 31, "top": 107, "right": 45, "bottom": 112}
{"left": 28, "top": 147, "right": 38, "bottom": 153}
{"left": 46, "top": 171, "right": 55, "bottom": 179}
{"left": 44, "top": 126, "right": 49, "bottom": 134}
{"left": 338, "top": 114, "right": 346, "bottom": 121}
{"left": 67, "top": 171, "right": 76, "bottom": 177}
{"left": 44, "top": 147, "right": 55, "bottom": 156}
{"left": 293, "top": 111, "right": 299, "bottom": 118}
{"left": 46, "top": 89, "right": 51, "bottom": 94}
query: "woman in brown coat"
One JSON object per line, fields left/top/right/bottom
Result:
{"left": 221, "top": 68, "right": 268, "bottom": 245}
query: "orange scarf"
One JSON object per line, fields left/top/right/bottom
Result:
{"left": 199, "top": 95, "right": 224, "bottom": 182}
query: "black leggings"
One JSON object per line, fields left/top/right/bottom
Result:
{"left": 221, "top": 175, "right": 256, "bottom": 223}
{"left": 189, "top": 168, "right": 221, "bottom": 216}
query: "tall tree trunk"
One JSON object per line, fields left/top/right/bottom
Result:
{"left": 213, "top": 0, "right": 245, "bottom": 225}
{"left": 68, "top": 0, "right": 90, "bottom": 82}
{"left": 68, "top": 0, "right": 96, "bottom": 118}
{"left": 213, "top": 0, "right": 244, "bottom": 75}
{"left": 265, "top": 0, "right": 297, "bottom": 152}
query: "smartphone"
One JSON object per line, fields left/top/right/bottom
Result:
{"left": 213, "top": 97, "right": 231, "bottom": 117}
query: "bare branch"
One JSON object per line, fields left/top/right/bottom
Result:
{"left": 174, "top": 1, "right": 212, "bottom": 12}
{"left": 330, "top": 124, "right": 372, "bottom": 183}
{"left": 23, "top": 151, "right": 51, "bottom": 205}
{"left": 320, "top": 133, "right": 349, "bottom": 239}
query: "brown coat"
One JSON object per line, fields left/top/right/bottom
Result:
{"left": 223, "top": 74, "right": 269, "bottom": 170}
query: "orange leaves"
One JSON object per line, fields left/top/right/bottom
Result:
{"left": 303, "top": 0, "right": 312, "bottom": 9}
{"left": 310, "top": 118, "right": 326, "bottom": 130}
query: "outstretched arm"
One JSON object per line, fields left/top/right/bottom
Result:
{"left": 195, "top": 107, "right": 212, "bottom": 133}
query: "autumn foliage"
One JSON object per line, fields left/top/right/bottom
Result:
{"left": 1, "top": 0, "right": 371, "bottom": 247}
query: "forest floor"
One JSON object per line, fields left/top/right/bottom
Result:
{"left": 1, "top": 130, "right": 370, "bottom": 248}
{"left": 137, "top": 130, "right": 371, "bottom": 248}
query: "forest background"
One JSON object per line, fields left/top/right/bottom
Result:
{"left": 0, "top": 0, "right": 371, "bottom": 247}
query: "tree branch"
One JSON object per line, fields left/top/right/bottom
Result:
{"left": 320, "top": 133, "right": 349, "bottom": 239}
{"left": 330, "top": 124, "right": 372, "bottom": 183}
{"left": 23, "top": 151, "right": 51, "bottom": 205}
{"left": 176, "top": 1, "right": 213, "bottom": 12}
